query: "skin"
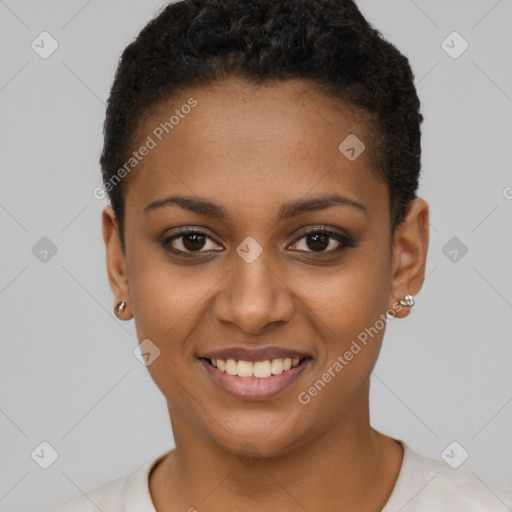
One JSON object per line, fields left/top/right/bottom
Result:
{"left": 102, "top": 78, "right": 429, "bottom": 511}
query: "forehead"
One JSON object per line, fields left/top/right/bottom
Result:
{"left": 124, "top": 78, "right": 387, "bottom": 223}
{"left": 136, "top": 77, "right": 373, "bottom": 154}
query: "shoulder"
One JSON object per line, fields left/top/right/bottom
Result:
{"left": 42, "top": 475, "right": 126, "bottom": 512}
{"left": 42, "top": 452, "right": 169, "bottom": 512}
{"left": 383, "top": 441, "right": 512, "bottom": 512}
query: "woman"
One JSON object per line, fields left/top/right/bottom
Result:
{"left": 48, "top": 0, "right": 512, "bottom": 510}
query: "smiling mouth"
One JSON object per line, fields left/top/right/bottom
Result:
{"left": 200, "top": 356, "right": 311, "bottom": 379}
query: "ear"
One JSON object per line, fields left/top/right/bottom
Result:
{"left": 102, "top": 205, "right": 133, "bottom": 319}
{"left": 388, "top": 198, "right": 429, "bottom": 319}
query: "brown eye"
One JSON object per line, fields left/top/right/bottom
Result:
{"left": 304, "top": 232, "right": 331, "bottom": 252}
{"left": 289, "top": 229, "right": 356, "bottom": 254}
{"left": 163, "top": 229, "right": 222, "bottom": 255}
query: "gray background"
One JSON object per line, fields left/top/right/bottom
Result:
{"left": 1, "top": 0, "right": 511, "bottom": 510}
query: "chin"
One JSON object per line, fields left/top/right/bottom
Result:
{"left": 206, "top": 412, "right": 314, "bottom": 460}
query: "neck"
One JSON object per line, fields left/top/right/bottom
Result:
{"left": 150, "top": 388, "right": 403, "bottom": 512}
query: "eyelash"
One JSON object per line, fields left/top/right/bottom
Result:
{"left": 162, "top": 226, "right": 357, "bottom": 258}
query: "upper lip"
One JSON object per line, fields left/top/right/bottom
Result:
{"left": 200, "top": 346, "right": 312, "bottom": 362}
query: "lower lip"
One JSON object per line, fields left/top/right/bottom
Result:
{"left": 199, "top": 358, "right": 312, "bottom": 401}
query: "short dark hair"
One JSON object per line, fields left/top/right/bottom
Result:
{"left": 100, "top": 0, "right": 423, "bottom": 252}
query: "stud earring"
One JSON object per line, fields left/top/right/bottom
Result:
{"left": 399, "top": 294, "right": 415, "bottom": 308}
{"left": 115, "top": 301, "right": 126, "bottom": 317}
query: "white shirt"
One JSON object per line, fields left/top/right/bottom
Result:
{"left": 45, "top": 441, "right": 512, "bottom": 511}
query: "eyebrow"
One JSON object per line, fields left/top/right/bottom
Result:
{"left": 144, "top": 193, "right": 367, "bottom": 220}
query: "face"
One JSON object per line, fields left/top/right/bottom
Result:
{"left": 103, "top": 78, "right": 429, "bottom": 458}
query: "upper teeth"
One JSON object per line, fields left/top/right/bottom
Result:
{"left": 210, "top": 358, "right": 302, "bottom": 378}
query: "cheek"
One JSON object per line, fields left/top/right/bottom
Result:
{"left": 296, "top": 297, "right": 387, "bottom": 430}
{"left": 301, "top": 244, "right": 390, "bottom": 339}
{"left": 127, "top": 240, "right": 210, "bottom": 339}
{"left": 127, "top": 254, "right": 210, "bottom": 407}
{"left": 296, "top": 242, "right": 390, "bottom": 400}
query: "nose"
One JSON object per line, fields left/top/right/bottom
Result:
{"left": 212, "top": 253, "right": 294, "bottom": 335}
